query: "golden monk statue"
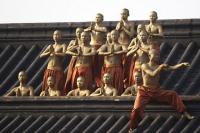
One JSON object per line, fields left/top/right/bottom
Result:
{"left": 97, "top": 30, "right": 127, "bottom": 95}
{"left": 40, "top": 30, "right": 66, "bottom": 95}
{"left": 129, "top": 49, "right": 194, "bottom": 131}
{"left": 127, "top": 30, "right": 151, "bottom": 86}
{"left": 5, "top": 71, "right": 34, "bottom": 96}
{"left": 66, "top": 31, "right": 96, "bottom": 92}
{"left": 121, "top": 71, "right": 142, "bottom": 96}
{"left": 67, "top": 76, "right": 90, "bottom": 96}
{"left": 64, "top": 27, "right": 83, "bottom": 94}
{"left": 90, "top": 73, "right": 118, "bottom": 96}
{"left": 84, "top": 13, "right": 107, "bottom": 49}
{"left": 145, "top": 11, "right": 163, "bottom": 38}
{"left": 40, "top": 76, "right": 61, "bottom": 96}
{"left": 116, "top": 8, "right": 135, "bottom": 47}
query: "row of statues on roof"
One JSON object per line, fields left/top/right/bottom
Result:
{"left": 4, "top": 8, "right": 194, "bottom": 127}
{"left": 5, "top": 9, "right": 163, "bottom": 97}
{"left": 4, "top": 9, "right": 188, "bottom": 98}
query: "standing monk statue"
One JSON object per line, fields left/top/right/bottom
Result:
{"left": 40, "top": 30, "right": 66, "bottom": 95}
{"left": 67, "top": 76, "right": 90, "bottom": 96}
{"left": 90, "top": 73, "right": 118, "bottom": 96}
{"left": 145, "top": 11, "right": 163, "bottom": 38}
{"left": 85, "top": 13, "right": 107, "bottom": 87}
{"left": 5, "top": 71, "right": 34, "bottom": 96}
{"left": 145, "top": 11, "right": 164, "bottom": 50}
{"left": 129, "top": 49, "right": 194, "bottom": 131}
{"left": 127, "top": 30, "right": 151, "bottom": 86}
{"left": 98, "top": 30, "right": 127, "bottom": 95}
{"left": 116, "top": 8, "right": 135, "bottom": 47}
{"left": 40, "top": 76, "right": 61, "bottom": 96}
{"left": 64, "top": 27, "right": 83, "bottom": 94}
{"left": 66, "top": 31, "right": 96, "bottom": 92}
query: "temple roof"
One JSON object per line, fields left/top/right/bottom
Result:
{"left": 0, "top": 19, "right": 200, "bottom": 132}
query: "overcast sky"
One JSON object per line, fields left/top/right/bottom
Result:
{"left": 0, "top": 0, "right": 199, "bottom": 23}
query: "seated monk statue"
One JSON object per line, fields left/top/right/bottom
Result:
{"left": 67, "top": 76, "right": 90, "bottom": 96}
{"left": 40, "top": 76, "right": 61, "bottom": 96}
{"left": 121, "top": 71, "right": 143, "bottom": 96}
{"left": 129, "top": 49, "right": 194, "bottom": 131}
{"left": 4, "top": 71, "right": 34, "bottom": 96}
{"left": 90, "top": 73, "right": 118, "bottom": 96}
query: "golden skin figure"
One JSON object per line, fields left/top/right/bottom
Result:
{"left": 40, "top": 76, "right": 61, "bottom": 96}
{"left": 5, "top": 71, "right": 34, "bottom": 96}
{"left": 40, "top": 30, "right": 66, "bottom": 93}
{"left": 141, "top": 49, "right": 194, "bottom": 119}
{"left": 84, "top": 13, "right": 107, "bottom": 49}
{"left": 97, "top": 30, "right": 127, "bottom": 94}
{"left": 40, "top": 30, "right": 66, "bottom": 70}
{"left": 66, "top": 31, "right": 96, "bottom": 90}
{"left": 127, "top": 30, "right": 151, "bottom": 70}
{"left": 121, "top": 71, "right": 143, "bottom": 96}
{"left": 90, "top": 73, "right": 118, "bottom": 96}
{"left": 67, "top": 76, "right": 90, "bottom": 96}
{"left": 116, "top": 8, "right": 135, "bottom": 47}
{"left": 145, "top": 11, "right": 163, "bottom": 38}
{"left": 64, "top": 27, "right": 84, "bottom": 94}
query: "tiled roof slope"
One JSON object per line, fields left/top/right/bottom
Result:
{"left": 0, "top": 20, "right": 200, "bottom": 95}
{"left": 0, "top": 97, "right": 200, "bottom": 133}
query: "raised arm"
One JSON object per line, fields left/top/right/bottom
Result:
{"left": 40, "top": 45, "right": 52, "bottom": 58}
{"left": 122, "top": 22, "right": 135, "bottom": 38}
{"left": 98, "top": 45, "right": 111, "bottom": 56}
{"left": 114, "top": 45, "right": 127, "bottom": 55}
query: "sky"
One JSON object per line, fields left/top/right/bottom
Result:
{"left": 0, "top": 0, "right": 199, "bottom": 23}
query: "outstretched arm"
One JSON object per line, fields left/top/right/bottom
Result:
{"left": 164, "top": 62, "right": 190, "bottom": 71}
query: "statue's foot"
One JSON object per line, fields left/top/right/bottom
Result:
{"left": 128, "top": 128, "right": 133, "bottom": 133}
{"left": 182, "top": 112, "right": 195, "bottom": 120}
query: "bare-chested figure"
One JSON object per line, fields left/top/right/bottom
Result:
{"left": 116, "top": 8, "right": 135, "bottom": 47}
{"left": 129, "top": 49, "right": 194, "bottom": 131}
{"left": 98, "top": 30, "right": 127, "bottom": 95}
{"left": 121, "top": 71, "right": 142, "bottom": 96}
{"left": 40, "top": 30, "right": 66, "bottom": 94}
{"left": 5, "top": 71, "right": 34, "bottom": 96}
{"left": 40, "top": 76, "right": 61, "bottom": 96}
{"left": 67, "top": 76, "right": 90, "bottom": 96}
{"left": 145, "top": 11, "right": 163, "bottom": 38}
{"left": 64, "top": 28, "right": 83, "bottom": 94}
{"left": 127, "top": 30, "right": 151, "bottom": 85}
{"left": 84, "top": 13, "right": 107, "bottom": 49}
{"left": 91, "top": 73, "right": 118, "bottom": 96}
{"left": 66, "top": 31, "right": 96, "bottom": 92}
